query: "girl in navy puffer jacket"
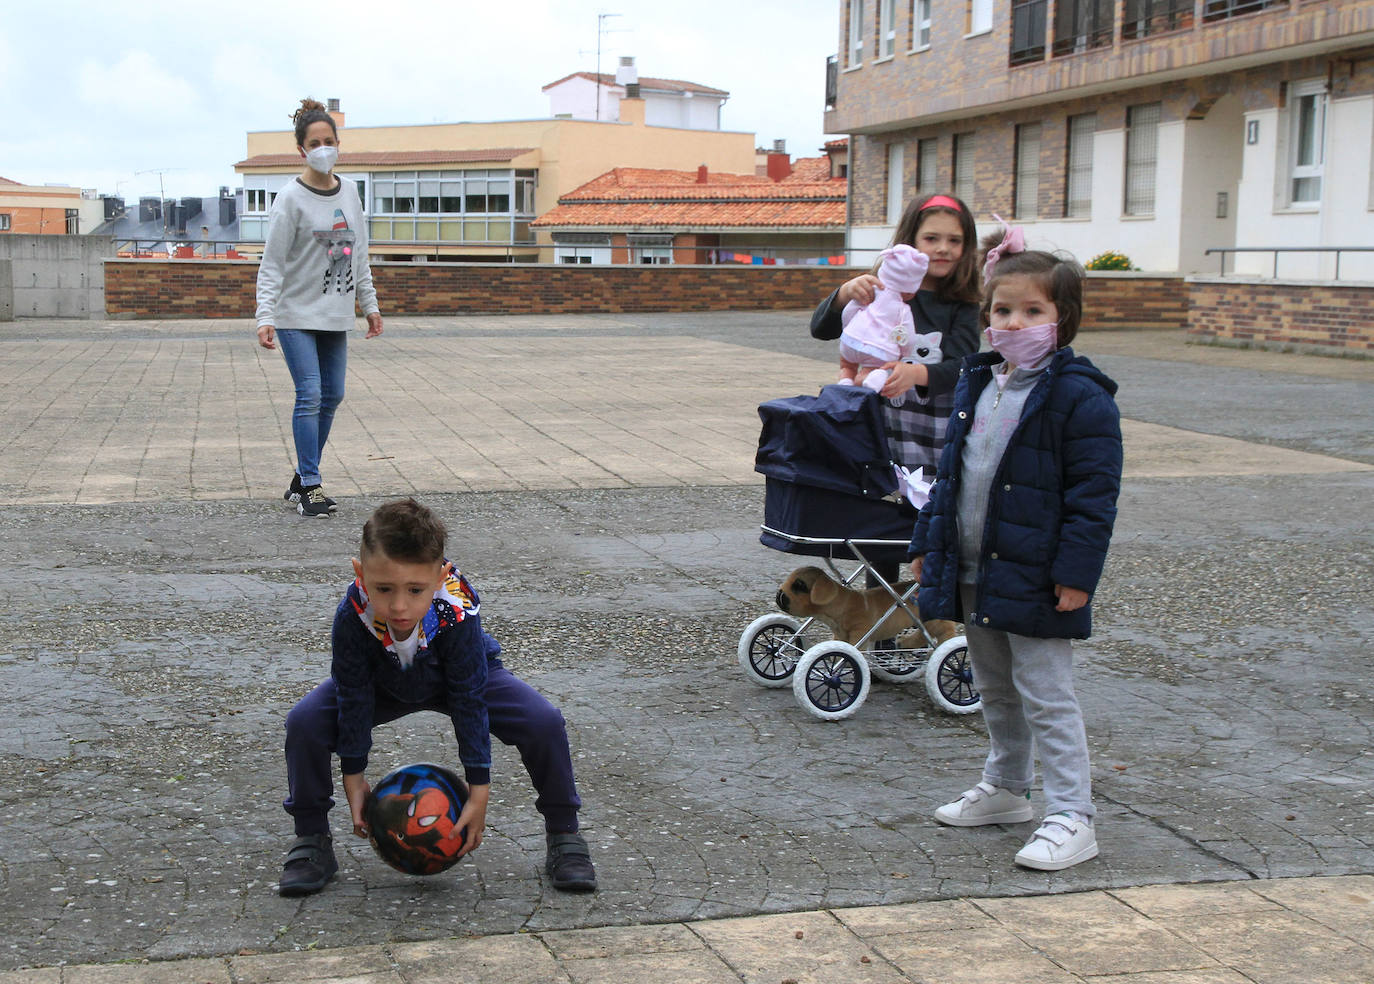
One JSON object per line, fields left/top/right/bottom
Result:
{"left": 909, "top": 231, "right": 1122, "bottom": 872}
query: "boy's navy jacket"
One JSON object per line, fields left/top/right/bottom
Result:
{"left": 331, "top": 566, "right": 496, "bottom": 785}
{"left": 910, "top": 347, "right": 1122, "bottom": 639}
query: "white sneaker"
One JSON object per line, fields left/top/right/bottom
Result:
{"left": 1014, "top": 814, "right": 1099, "bottom": 870}
{"left": 934, "top": 781, "right": 1034, "bottom": 827}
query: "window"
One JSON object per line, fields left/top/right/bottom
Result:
{"left": 912, "top": 0, "right": 932, "bottom": 47}
{"left": 1288, "top": 80, "right": 1326, "bottom": 206}
{"left": 1203, "top": 0, "right": 1284, "bottom": 21}
{"left": 887, "top": 142, "right": 906, "bottom": 224}
{"left": 66, "top": 209, "right": 80, "bottom": 234}
{"left": 1123, "top": 0, "right": 1192, "bottom": 39}
{"left": 560, "top": 254, "right": 592, "bottom": 264}
{"left": 1015, "top": 123, "right": 1041, "bottom": 218}
{"left": 630, "top": 233, "right": 673, "bottom": 264}
{"left": 953, "top": 132, "right": 975, "bottom": 203}
{"left": 917, "top": 137, "right": 938, "bottom": 194}
{"left": 1124, "top": 102, "right": 1160, "bottom": 216}
{"left": 246, "top": 189, "right": 268, "bottom": 212}
{"left": 1065, "top": 112, "right": 1096, "bottom": 218}
{"left": 970, "top": 0, "right": 993, "bottom": 34}
{"left": 1010, "top": 0, "right": 1047, "bottom": 63}
{"left": 880, "top": 0, "right": 896, "bottom": 56}
{"left": 0, "top": 213, "right": 10, "bottom": 231}
{"left": 371, "top": 170, "right": 532, "bottom": 218}
{"left": 849, "top": 0, "right": 865, "bottom": 64}
{"left": 1053, "top": 0, "right": 1113, "bottom": 55}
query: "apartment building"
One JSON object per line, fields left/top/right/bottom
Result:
{"left": 0, "top": 177, "right": 92, "bottom": 236}
{"left": 234, "top": 89, "right": 755, "bottom": 263}
{"left": 826, "top": 0, "right": 1374, "bottom": 276}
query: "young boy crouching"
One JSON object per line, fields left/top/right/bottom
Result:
{"left": 278, "top": 498, "right": 596, "bottom": 895}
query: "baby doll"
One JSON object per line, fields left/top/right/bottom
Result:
{"left": 836, "top": 244, "right": 933, "bottom": 406}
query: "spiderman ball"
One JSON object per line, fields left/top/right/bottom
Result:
{"left": 364, "top": 763, "right": 468, "bottom": 876}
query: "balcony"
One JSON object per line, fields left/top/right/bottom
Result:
{"left": 1052, "top": 0, "right": 1115, "bottom": 57}
{"left": 1123, "top": 0, "right": 1195, "bottom": 38}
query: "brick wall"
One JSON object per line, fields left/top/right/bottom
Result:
{"left": 1187, "top": 278, "right": 1374, "bottom": 355}
{"left": 1084, "top": 274, "right": 1189, "bottom": 331}
{"left": 103, "top": 260, "right": 865, "bottom": 319}
{"left": 103, "top": 259, "right": 1199, "bottom": 334}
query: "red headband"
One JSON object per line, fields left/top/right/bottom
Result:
{"left": 920, "top": 195, "right": 964, "bottom": 212}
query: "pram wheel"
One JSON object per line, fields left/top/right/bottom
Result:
{"left": 738, "top": 614, "right": 809, "bottom": 688}
{"left": 925, "top": 636, "right": 982, "bottom": 714}
{"left": 792, "top": 642, "right": 871, "bottom": 721}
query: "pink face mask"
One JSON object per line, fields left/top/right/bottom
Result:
{"left": 984, "top": 322, "right": 1058, "bottom": 368}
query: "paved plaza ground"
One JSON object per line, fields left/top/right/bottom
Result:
{"left": 0, "top": 312, "right": 1370, "bottom": 982}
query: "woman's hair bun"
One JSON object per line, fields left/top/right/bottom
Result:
{"left": 292, "top": 98, "right": 328, "bottom": 126}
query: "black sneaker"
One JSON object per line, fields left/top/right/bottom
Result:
{"left": 286, "top": 474, "right": 336, "bottom": 511}
{"left": 545, "top": 832, "right": 597, "bottom": 892}
{"left": 278, "top": 833, "right": 338, "bottom": 896}
{"left": 297, "top": 485, "right": 333, "bottom": 518}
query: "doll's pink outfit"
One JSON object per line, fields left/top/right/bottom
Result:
{"left": 838, "top": 244, "right": 930, "bottom": 401}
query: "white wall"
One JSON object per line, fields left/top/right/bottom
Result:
{"left": 1178, "top": 96, "right": 1243, "bottom": 276}
{"left": 548, "top": 78, "right": 721, "bottom": 130}
{"left": 1233, "top": 95, "right": 1374, "bottom": 279}
{"left": 1016, "top": 122, "right": 1183, "bottom": 273}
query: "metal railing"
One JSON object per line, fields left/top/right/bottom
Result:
{"left": 1204, "top": 246, "right": 1374, "bottom": 279}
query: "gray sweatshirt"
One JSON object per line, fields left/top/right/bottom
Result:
{"left": 956, "top": 361, "right": 1048, "bottom": 583}
{"left": 255, "top": 177, "right": 379, "bottom": 332}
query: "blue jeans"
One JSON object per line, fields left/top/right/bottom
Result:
{"left": 276, "top": 329, "right": 348, "bottom": 486}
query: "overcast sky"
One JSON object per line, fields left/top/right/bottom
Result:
{"left": 1, "top": 0, "right": 842, "bottom": 201}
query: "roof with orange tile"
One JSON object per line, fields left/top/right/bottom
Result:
{"left": 531, "top": 161, "right": 845, "bottom": 229}
{"left": 541, "top": 72, "right": 728, "bottom": 97}
{"left": 233, "top": 149, "right": 535, "bottom": 169}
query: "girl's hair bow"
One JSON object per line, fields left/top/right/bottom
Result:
{"left": 981, "top": 214, "right": 1026, "bottom": 281}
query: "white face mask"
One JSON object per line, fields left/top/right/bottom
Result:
{"left": 304, "top": 145, "right": 338, "bottom": 174}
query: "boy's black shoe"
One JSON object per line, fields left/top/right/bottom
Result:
{"left": 278, "top": 833, "right": 338, "bottom": 896}
{"left": 285, "top": 474, "right": 336, "bottom": 511}
{"left": 297, "top": 485, "right": 334, "bottom": 518}
{"left": 545, "top": 832, "right": 597, "bottom": 892}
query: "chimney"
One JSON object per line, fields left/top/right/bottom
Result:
{"left": 697, "top": 164, "right": 709, "bottom": 184}
{"left": 619, "top": 94, "right": 645, "bottom": 125}
{"left": 327, "top": 97, "right": 345, "bottom": 129}
{"left": 766, "top": 152, "right": 792, "bottom": 182}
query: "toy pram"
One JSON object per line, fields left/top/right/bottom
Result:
{"left": 738, "top": 384, "right": 981, "bottom": 721}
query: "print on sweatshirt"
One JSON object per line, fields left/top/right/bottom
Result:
{"left": 312, "top": 209, "right": 356, "bottom": 296}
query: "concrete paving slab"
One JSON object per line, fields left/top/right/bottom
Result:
{"left": 0, "top": 315, "right": 1370, "bottom": 982}
{"left": 974, "top": 892, "right": 1216, "bottom": 977}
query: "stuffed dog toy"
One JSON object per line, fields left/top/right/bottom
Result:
{"left": 775, "top": 565, "right": 958, "bottom": 646}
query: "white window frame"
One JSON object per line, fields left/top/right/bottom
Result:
{"left": 887, "top": 142, "right": 906, "bottom": 224}
{"left": 880, "top": 0, "right": 896, "bottom": 56}
{"left": 1287, "top": 79, "right": 1327, "bottom": 207}
{"left": 953, "top": 132, "right": 975, "bottom": 203}
{"left": 849, "top": 0, "right": 866, "bottom": 65}
{"left": 0, "top": 213, "right": 11, "bottom": 231}
{"left": 1015, "top": 122, "right": 1041, "bottom": 219}
{"left": 917, "top": 137, "right": 938, "bottom": 195}
{"left": 1124, "top": 102, "right": 1160, "bottom": 217}
{"left": 970, "top": 0, "right": 993, "bottom": 35}
{"left": 1065, "top": 112, "right": 1095, "bottom": 218}
{"left": 912, "top": 0, "right": 932, "bottom": 47}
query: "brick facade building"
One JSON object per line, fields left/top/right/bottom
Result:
{"left": 826, "top": 0, "right": 1374, "bottom": 279}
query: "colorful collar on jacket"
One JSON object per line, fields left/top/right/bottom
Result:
{"left": 347, "top": 562, "right": 478, "bottom": 665}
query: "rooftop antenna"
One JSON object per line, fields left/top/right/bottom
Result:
{"left": 135, "top": 167, "right": 186, "bottom": 240}
{"left": 579, "top": 12, "right": 623, "bottom": 121}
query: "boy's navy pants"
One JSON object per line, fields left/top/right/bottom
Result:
{"left": 283, "top": 664, "right": 582, "bottom": 836}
